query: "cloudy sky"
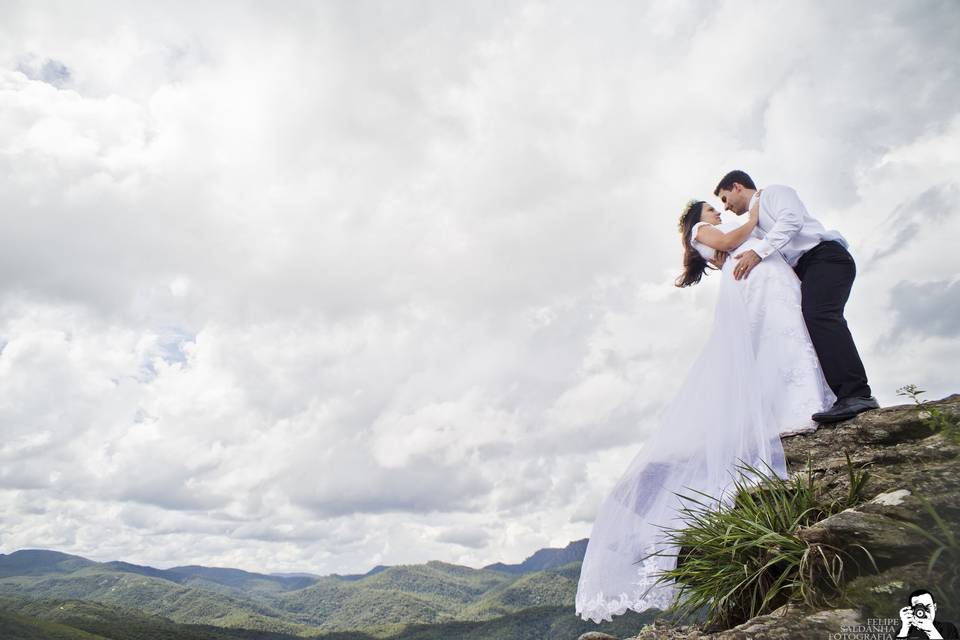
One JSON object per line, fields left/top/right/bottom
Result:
{"left": 1, "top": 0, "right": 958, "bottom": 576}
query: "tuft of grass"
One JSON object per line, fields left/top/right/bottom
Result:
{"left": 844, "top": 451, "right": 871, "bottom": 507}
{"left": 646, "top": 457, "right": 871, "bottom": 630}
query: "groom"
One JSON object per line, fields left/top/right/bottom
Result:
{"left": 713, "top": 170, "right": 878, "bottom": 423}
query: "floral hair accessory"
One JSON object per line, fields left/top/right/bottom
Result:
{"left": 678, "top": 199, "right": 699, "bottom": 231}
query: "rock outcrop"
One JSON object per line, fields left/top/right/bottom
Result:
{"left": 578, "top": 393, "right": 960, "bottom": 640}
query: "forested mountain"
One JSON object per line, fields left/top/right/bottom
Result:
{"left": 0, "top": 544, "right": 653, "bottom": 640}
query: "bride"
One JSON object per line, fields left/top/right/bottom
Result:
{"left": 575, "top": 197, "right": 835, "bottom": 623}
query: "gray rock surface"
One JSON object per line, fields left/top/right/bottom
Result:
{"left": 577, "top": 633, "right": 621, "bottom": 640}
{"left": 626, "top": 607, "right": 868, "bottom": 639}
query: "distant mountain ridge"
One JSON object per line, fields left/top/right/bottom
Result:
{"left": 1, "top": 538, "right": 588, "bottom": 584}
{"left": 1, "top": 550, "right": 315, "bottom": 592}
{"left": 326, "top": 563, "right": 391, "bottom": 581}
{"left": 482, "top": 538, "right": 588, "bottom": 574}
{"left": 0, "top": 540, "right": 640, "bottom": 640}
{"left": 0, "top": 549, "right": 95, "bottom": 578}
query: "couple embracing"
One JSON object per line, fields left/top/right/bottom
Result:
{"left": 576, "top": 169, "right": 878, "bottom": 623}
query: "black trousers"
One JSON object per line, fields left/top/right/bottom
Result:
{"left": 793, "top": 241, "right": 871, "bottom": 400}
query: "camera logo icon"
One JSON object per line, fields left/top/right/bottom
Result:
{"left": 897, "top": 589, "right": 958, "bottom": 639}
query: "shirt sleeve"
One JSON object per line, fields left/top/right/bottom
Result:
{"left": 752, "top": 186, "right": 805, "bottom": 260}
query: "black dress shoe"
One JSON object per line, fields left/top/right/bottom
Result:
{"left": 812, "top": 396, "right": 880, "bottom": 424}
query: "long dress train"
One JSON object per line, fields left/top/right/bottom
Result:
{"left": 575, "top": 222, "right": 835, "bottom": 623}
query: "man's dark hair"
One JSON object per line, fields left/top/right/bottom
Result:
{"left": 713, "top": 170, "right": 757, "bottom": 196}
{"left": 908, "top": 589, "right": 934, "bottom": 604}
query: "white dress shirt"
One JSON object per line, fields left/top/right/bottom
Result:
{"left": 748, "top": 185, "right": 847, "bottom": 267}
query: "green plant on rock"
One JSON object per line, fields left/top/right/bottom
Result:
{"left": 843, "top": 451, "right": 871, "bottom": 508}
{"left": 647, "top": 456, "right": 872, "bottom": 631}
{"left": 901, "top": 498, "right": 960, "bottom": 611}
{"left": 897, "top": 384, "right": 960, "bottom": 443}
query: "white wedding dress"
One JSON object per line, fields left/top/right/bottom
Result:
{"left": 575, "top": 221, "right": 835, "bottom": 623}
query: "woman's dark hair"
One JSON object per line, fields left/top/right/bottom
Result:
{"left": 713, "top": 170, "right": 756, "bottom": 196}
{"left": 675, "top": 200, "right": 717, "bottom": 288}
